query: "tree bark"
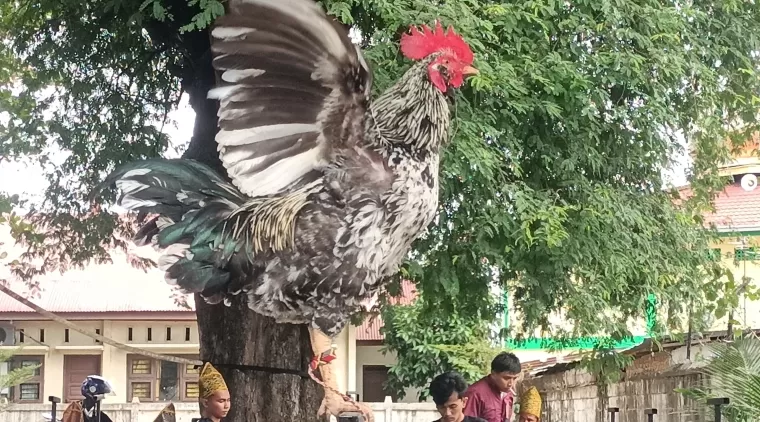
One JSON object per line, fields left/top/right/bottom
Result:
{"left": 195, "top": 295, "right": 324, "bottom": 422}
{"left": 180, "top": 32, "right": 324, "bottom": 422}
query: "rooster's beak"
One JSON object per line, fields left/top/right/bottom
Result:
{"left": 462, "top": 66, "right": 479, "bottom": 77}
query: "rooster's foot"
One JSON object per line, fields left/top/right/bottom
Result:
{"left": 308, "top": 327, "right": 374, "bottom": 420}
{"left": 318, "top": 389, "right": 374, "bottom": 422}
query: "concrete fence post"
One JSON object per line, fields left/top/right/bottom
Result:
{"left": 384, "top": 396, "right": 393, "bottom": 422}
{"left": 129, "top": 403, "right": 140, "bottom": 422}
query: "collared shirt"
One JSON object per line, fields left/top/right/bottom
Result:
{"left": 463, "top": 377, "right": 514, "bottom": 422}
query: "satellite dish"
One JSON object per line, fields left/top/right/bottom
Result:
{"left": 740, "top": 174, "right": 758, "bottom": 191}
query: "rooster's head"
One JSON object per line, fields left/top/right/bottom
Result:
{"left": 400, "top": 21, "right": 478, "bottom": 94}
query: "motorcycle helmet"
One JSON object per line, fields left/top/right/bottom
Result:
{"left": 81, "top": 375, "right": 115, "bottom": 400}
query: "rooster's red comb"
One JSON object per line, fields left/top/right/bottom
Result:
{"left": 400, "top": 21, "right": 474, "bottom": 64}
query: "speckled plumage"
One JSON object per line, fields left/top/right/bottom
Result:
{"left": 99, "top": 0, "right": 470, "bottom": 338}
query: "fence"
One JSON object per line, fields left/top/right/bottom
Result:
{"left": 606, "top": 397, "right": 729, "bottom": 422}
{"left": 1, "top": 401, "right": 438, "bottom": 422}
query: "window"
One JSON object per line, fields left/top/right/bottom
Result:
{"left": 39, "top": 329, "right": 45, "bottom": 343}
{"left": 64, "top": 329, "right": 70, "bottom": 343}
{"left": 735, "top": 247, "right": 759, "bottom": 261}
{"left": 8, "top": 356, "right": 44, "bottom": 403}
{"left": 185, "top": 363, "right": 200, "bottom": 399}
{"left": 707, "top": 248, "right": 722, "bottom": 261}
{"left": 128, "top": 327, "right": 133, "bottom": 341}
{"left": 95, "top": 329, "right": 101, "bottom": 344}
{"left": 166, "top": 327, "right": 172, "bottom": 341}
{"left": 185, "top": 327, "right": 191, "bottom": 342}
{"left": 19, "top": 329, "right": 24, "bottom": 343}
{"left": 127, "top": 356, "right": 154, "bottom": 402}
{"left": 147, "top": 328, "right": 152, "bottom": 342}
{"left": 126, "top": 355, "right": 199, "bottom": 402}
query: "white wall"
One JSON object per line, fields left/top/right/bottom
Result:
{"left": 4, "top": 319, "right": 436, "bottom": 405}
{"left": 355, "top": 345, "right": 423, "bottom": 403}
{"left": 1, "top": 319, "right": 198, "bottom": 404}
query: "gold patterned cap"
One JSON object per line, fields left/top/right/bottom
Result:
{"left": 152, "top": 403, "right": 176, "bottom": 422}
{"left": 520, "top": 386, "right": 542, "bottom": 419}
{"left": 199, "top": 362, "right": 228, "bottom": 399}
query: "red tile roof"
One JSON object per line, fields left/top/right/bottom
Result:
{"left": 681, "top": 182, "right": 760, "bottom": 230}
{"left": 704, "top": 183, "right": 760, "bottom": 230}
{"left": 355, "top": 280, "right": 418, "bottom": 341}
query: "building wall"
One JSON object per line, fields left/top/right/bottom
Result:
{"left": 1, "top": 319, "right": 417, "bottom": 405}
{"left": 0, "top": 319, "right": 198, "bottom": 404}
{"left": 355, "top": 345, "right": 422, "bottom": 403}
{"left": 708, "top": 237, "right": 760, "bottom": 331}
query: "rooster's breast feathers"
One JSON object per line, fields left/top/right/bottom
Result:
{"left": 208, "top": 0, "right": 374, "bottom": 198}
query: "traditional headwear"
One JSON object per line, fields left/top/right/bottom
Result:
{"left": 152, "top": 403, "right": 176, "bottom": 422}
{"left": 520, "top": 386, "right": 542, "bottom": 419}
{"left": 199, "top": 362, "right": 229, "bottom": 399}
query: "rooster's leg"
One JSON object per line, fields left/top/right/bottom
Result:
{"left": 308, "top": 327, "right": 374, "bottom": 421}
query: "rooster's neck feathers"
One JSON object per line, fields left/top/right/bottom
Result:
{"left": 368, "top": 58, "right": 451, "bottom": 154}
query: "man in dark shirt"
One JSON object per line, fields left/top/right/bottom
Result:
{"left": 429, "top": 372, "right": 487, "bottom": 422}
{"left": 463, "top": 352, "right": 521, "bottom": 422}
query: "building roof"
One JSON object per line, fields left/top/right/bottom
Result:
{"left": 0, "top": 278, "right": 193, "bottom": 314}
{"left": 703, "top": 183, "right": 760, "bottom": 231}
{"left": 520, "top": 352, "right": 587, "bottom": 376}
{"left": 0, "top": 222, "right": 418, "bottom": 336}
{"left": 0, "top": 276, "right": 418, "bottom": 340}
{"left": 679, "top": 182, "right": 760, "bottom": 231}
{"left": 0, "top": 226, "right": 194, "bottom": 315}
{"left": 355, "top": 280, "right": 418, "bottom": 341}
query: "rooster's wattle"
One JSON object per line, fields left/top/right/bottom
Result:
{"left": 99, "top": 0, "right": 477, "bottom": 418}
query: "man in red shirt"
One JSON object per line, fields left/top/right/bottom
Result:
{"left": 463, "top": 352, "right": 521, "bottom": 422}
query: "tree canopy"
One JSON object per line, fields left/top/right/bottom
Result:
{"left": 2, "top": 0, "right": 759, "bottom": 399}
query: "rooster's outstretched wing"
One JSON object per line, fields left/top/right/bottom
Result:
{"left": 209, "top": 0, "right": 373, "bottom": 198}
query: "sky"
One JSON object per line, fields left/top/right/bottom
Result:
{"left": 0, "top": 95, "right": 195, "bottom": 205}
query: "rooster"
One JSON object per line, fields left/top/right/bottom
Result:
{"left": 98, "top": 0, "right": 477, "bottom": 418}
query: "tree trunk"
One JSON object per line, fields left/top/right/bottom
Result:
{"left": 181, "top": 38, "right": 324, "bottom": 422}
{"left": 195, "top": 295, "right": 324, "bottom": 422}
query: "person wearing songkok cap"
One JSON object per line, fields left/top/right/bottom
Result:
{"left": 518, "top": 387, "right": 542, "bottom": 422}
{"left": 198, "top": 363, "right": 231, "bottom": 422}
{"left": 152, "top": 403, "right": 176, "bottom": 422}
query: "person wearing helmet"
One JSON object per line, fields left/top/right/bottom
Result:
{"left": 195, "top": 363, "right": 231, "bottom": 422}
{"left": 80, "top": 375, "right": 115, "bottom": 422}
